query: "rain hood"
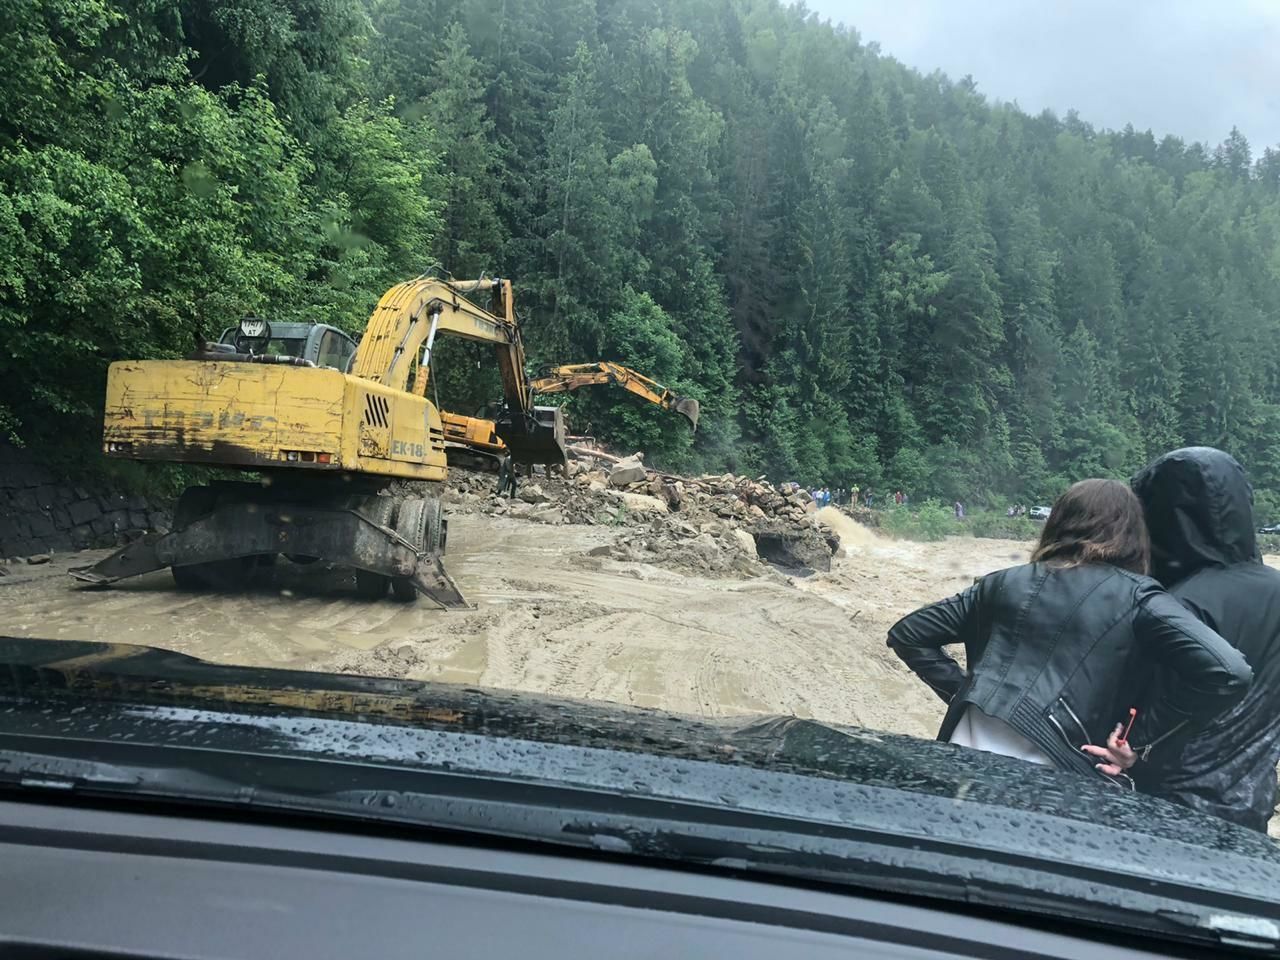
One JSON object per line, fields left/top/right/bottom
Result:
{"left": 1131, "top": 446, "right": 1259, "bottom": 586}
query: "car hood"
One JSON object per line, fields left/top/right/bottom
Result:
{"left": 1, "top": 636, "right": 1278, "bottom": 913}
{"left": 1132, "top": 446, "right": 1260, "bottom": 585}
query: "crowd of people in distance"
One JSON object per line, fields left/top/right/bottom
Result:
{"left": 801, "top": 486, "right": 912, "bottom": 509}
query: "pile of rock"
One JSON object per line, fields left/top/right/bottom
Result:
{"left": 592, "top": 459, "right": 841, "bottom": 575}
{"left": 583, "top": 515, "right": 764, "bottom": 578}
{"left": 441, "top": 450, "right": 842, "bottom": 578}
{"left": 440, "top": 467, "right": 609, "bottom": 526}
{"left": 664, "top": 475, "right": 822, "bottom": 524}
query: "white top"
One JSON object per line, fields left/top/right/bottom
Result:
{"left": 949, "top": 705, "right": 1054, "bottom": 767}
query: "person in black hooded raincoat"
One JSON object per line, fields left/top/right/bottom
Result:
{"left": 1119, "top": 447, "right": 1280, "bottom": 832}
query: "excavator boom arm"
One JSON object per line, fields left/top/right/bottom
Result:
{"left": 352, "top": 277, "right": 532, "bottom": 412}
{"left": 353, "top": 277, "right": 564, "bottom": 466}
{"left": 532, "top": 362, "right": 700, "bottom": 431}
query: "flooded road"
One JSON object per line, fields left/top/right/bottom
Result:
{"left": 6, "top": 517, "right": 1276, "bottom": 833}
{"left": 0, "top": 514, "right": 1030, "bottom": 739}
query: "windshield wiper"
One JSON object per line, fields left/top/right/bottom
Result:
{"left": 0, "top": 748, "right": 260, "bottom": 799}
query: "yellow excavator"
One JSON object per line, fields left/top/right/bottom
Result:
{"left": 440, "top": 362, "right": 699, "bottom": 463}
{"left": 70, "top": 276, "right": 564, "bottom": 605}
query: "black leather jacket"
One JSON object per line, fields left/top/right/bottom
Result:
{"left": 1132, "top": 447, "right": 1280, "bottom": 831}
{"left": 887, "top": 561, "right": 1252, "bottom": 784}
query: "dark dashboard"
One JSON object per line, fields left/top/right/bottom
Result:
{"left": 0, "top": 799, "right": 1194, "bottom": 960}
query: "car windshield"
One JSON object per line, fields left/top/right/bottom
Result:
{"left": 3, "top": 0, "right": 1280, "bottom": 941}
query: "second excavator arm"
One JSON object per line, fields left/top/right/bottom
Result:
{"left": 531, "top": 362, "right": 700, "bottom": 431}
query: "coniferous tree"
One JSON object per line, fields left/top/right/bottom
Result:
{"left": 7, "top": 0, "right": 1280, "bottom": 511}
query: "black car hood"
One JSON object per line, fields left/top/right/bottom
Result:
{"left": 1, "top": 636, "right": 1279, "bottom": 921}
{"left": 1132, "top": 446, "right": 1260, "bottom": 585}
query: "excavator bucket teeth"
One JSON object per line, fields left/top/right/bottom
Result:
{"left": 674, "top": 397, "right": 701, "bottom": 432}
{"left": 413, "top": 555, "right": 469, "bottom": 609}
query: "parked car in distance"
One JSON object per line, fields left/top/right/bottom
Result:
{"left": 1029, "top": 505, "right": 1052, "bottom": 521}
{"left": 1257, "top": 522, "right": 1280, "bottom": 535}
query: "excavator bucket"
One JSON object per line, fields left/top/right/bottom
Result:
{"left": 673, "top": 396, "right": 701, "bottom": 432}
{"left": 496, "top": 405, "right": 569, "bottom": 467}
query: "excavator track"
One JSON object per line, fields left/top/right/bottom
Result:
{"left": 71, "top": 481, "right": 467, "bottom": 609}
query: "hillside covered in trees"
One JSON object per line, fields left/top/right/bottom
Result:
{"left": 5, "top": 0, "right": 1280, "bottom": 514}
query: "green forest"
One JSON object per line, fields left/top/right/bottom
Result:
{"left": 5, "top": 0, "right": 1280, "bottom": 515}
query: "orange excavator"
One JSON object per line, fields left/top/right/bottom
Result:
{"left": 441, "top": 362, "right": 699, "bottom": 465}
{"left": 533, "top": 362, "right": 700, "bottom": 431}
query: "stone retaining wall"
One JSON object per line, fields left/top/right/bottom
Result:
{"left": 0, "top": 444, "right": 170, "bottom": 560}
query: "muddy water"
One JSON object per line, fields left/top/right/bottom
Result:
{"left": 816, "top": 505, "right": 880, "bottom": 552}
{"left": 6, "top": 519, "right": 1277, "bottom": 833}
{"left": 0, "top": 514, "right": 1030, "bottom": 740}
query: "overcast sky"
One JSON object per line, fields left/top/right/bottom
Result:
{"left": 804, "top": 0, "right": 1280, "bottom": 151}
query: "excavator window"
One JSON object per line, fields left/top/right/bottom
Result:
{"left": 265, "top": 339, "right": 306, "bottom": 358}
{"left": 218, "top": 327, "right": 306, "bottom": 358}
{"left": 317, "top": 330, "right": 356, "bottom": 370}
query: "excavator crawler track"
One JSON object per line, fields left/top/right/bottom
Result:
{"left": 71, "top": 481, "right": 467, "bottom": 609}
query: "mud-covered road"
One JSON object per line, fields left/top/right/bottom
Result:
{"left": 0, "top": 512, "right": 1030, "bottom": 740}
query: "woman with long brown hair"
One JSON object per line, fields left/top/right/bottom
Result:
{"left": 888, "top": 479, "right": 1251, "bottom": 785}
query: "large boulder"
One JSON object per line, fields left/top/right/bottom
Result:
{"left": 751, "top": 524, "right": 838, "bottom": 572}
{"left": 670, "top": 520, "right": 700, "bottom": 539}
{"left": 529, "top": 505, "right": 564, "bottom": 524}
{"left": 608, "top": 491, "right": 669, "bottom": 515}
{"left": 518, "top": 483, "right": 549, "bottom": 504}
{"left": 660, "top": 481, "right": 683, "bottom": 510}
{"left": 609, "top": 456, "right": 647, "bottom": 487}
{"left": 727, "top": 528, "right": 758, "bottom": 557}
{"left": 685, "top": 532, "right": 721, "bottom": 559}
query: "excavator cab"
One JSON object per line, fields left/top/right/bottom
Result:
{"left": 215, "top": 321, "right": 358, "bottom": 370}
